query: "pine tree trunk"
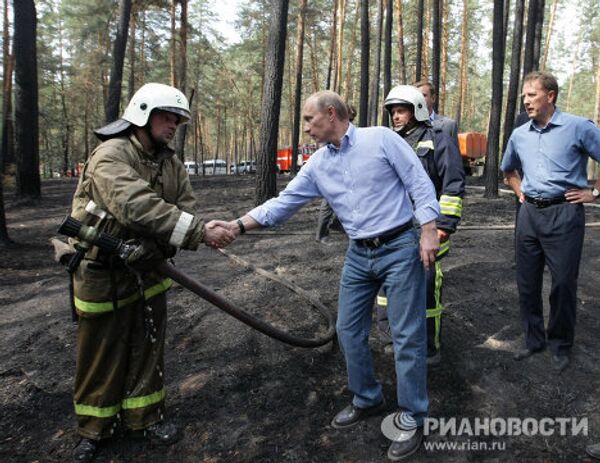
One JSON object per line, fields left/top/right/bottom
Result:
{"left": 291, "top": 0, "right": 307, "bottom": 176}
{"left": 439, "top": 0, "right": 449, "bottom": 114}
{"left": 326, "top": 0, "right": 337, "bottom": 90}
{"left": 394, "top": 0, "right": 406, "bottom": 84}
{"left": 1, "top": 0, "right": 14, "bottom": 174}
{"left": 170, "top": 0, "right": 177, "bottom": 87}
{"left": 13, "top": 0, "right": 40, "bottom": 200}
{"left": 368, "top": 0, "right": 383, "bottom": 126}
{"left": 532, "top": 0, "right": 545, "bottom": 69}
{"left": 484, "top": 0, "right": 506, "bottom": 198}
{"left": 381, "top": 0, "right": 392, "bottom": 127}
{"left": 522, "top": 0, "right": 537, "bottom": 77}
{"left": 0, "top": 171, "right": 12, "bottom": 245}
{"left": 541, "top": 0, "right": 557, "bottom": 70}
{"left": 308, "top": 35, "right": 320, "bottom": 94}
{"left": 58, "top": 22, "right": 70, "bottom": 176}
{"left": 140, "top": 10, "right": 146, "bottom": 86}
{"left": 128, "top": 9, "right": 137, "bottom": 101}
{"left": 343, "top": 0, "right": 360, "bottom": 100}
{"left": 432, "top": 0, "right": 441, "bottom": 112}
{"left": 503, "top": 0, "right": 525, "bottom": 153}
{"left": 422, "top": 0, "right": 431, "bottom": 80}
{"left": 415, "top": 0, "right": 424, "bottom": 81}
{"left": 174, "top": 0, "right": 188, "bottom": 162}
{"left": 105, "top": 0, "right": 132, "bottom": 123}
{"left": 455, "top": 0, "right": 468, "bottom": 127}
{"left": 358, "top": 0, "right": 370, "bottom": 127}
{"left": 256, "top": 0, "right": 289, "bottom": 205}
{"left": 334, "top": 0, "right": 346, "bottom": 94}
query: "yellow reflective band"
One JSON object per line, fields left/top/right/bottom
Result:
{"left": 377, "top": 295, "right": 388, "bottom": 306}
{"left": 437, "top": 240, "right": 450, "bottom": 257}
{"left": 74, "top": 401, "right": 121, "bottom": 418}
{"left": 122, "top": 388, "right": 166, "bottom": 410}
{"left": 416, "top": 140, "right": 435, "bottom": 150}
{"left": 75, "top": 278, "right": 173, "bottom": 313}
{"left": 439, "top": 195, "right": 463, "bottom": 218}
{"left": 426, "top": 307, "right": 443, "bottom": 317}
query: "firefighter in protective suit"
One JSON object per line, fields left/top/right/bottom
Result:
{"left": 69, "top": 83, "right": 234, "bottom": 462}
{"left": 376, "top": 85, "right": 465, "bottom": 365}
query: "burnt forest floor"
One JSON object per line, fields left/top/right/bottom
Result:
{"left": 1, "top": 174, "right": 600, "bottom": 463}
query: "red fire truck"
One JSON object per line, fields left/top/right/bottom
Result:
{"left": 276, "top": 144, "right": 319, "bottom": 173}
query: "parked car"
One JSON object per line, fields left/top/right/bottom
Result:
{"left": 230, "top": 160, "right": 257, "bottom": 174}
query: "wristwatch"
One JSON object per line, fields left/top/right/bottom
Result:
{"left": 593, "top": 188, "right": 600, "bottom": 201}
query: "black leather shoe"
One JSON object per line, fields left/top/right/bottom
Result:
{"left": 552, "top": 354, "right": 569, "bottom": 373}
{"left": 140, "top": 421, "right": 180, "bottom": 445}
{"left": 513, "top": 347, "right": 544, "bottom": 361}
{"left": 387, "top": 426, "right": 423, "bottom": 461}
{"left": 73, "top": 438, "right": 98, "bottom": 463}
{"left": 331, "top": 400, "right": 386, "bottom": 429}
{"left": 586, "top": 442, "right": 600, "bottom": 460}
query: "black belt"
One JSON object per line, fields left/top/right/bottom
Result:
{"left": 524, "top": 195, "right": 566, "bottom": 208}
{"left": 354, "top": 222, "right": 413, "bottom": 248}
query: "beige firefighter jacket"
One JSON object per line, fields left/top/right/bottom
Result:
{"left": 69, "top": 133, "right": 204, "bottom": 316}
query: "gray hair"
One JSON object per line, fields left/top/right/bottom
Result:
{"left": 308, "top": 90, "right": 349, "bottom": 121}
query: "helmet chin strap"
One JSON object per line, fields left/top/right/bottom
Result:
{"left": 393, "top": 118, "right": 418, "bottom": 137}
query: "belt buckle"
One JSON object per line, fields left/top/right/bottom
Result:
{"left": 365, "top": 237, "right": 381, "bottom": 248}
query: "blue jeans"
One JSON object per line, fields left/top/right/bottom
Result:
{"left": 336, "top": 228, "right": 428, "bottom": 425}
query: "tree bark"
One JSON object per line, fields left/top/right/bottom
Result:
{"left": 484, "top": 0, "right": 506, "bottom": 198}
{"left": 13, "top": 0, "right": 40, "bottom": 200}
{"left": 1, "top": 0, "right": 14, "bottom": 174}
{"left": 170, "top": 0, "right": 177, "bottom": 87}
{"left": 532, "top": 0, "right": 545, "bottom": 69}
{"left": 381, "top": 0, "right": 392, "bottom": 127}
{"left": 522, "top": 0, "right": 537, "bottom": 77}
{"left": 343, "top": 0, "right": 360, "bottom": 100}
{"left": 358, "top": 0, "right": 370, "bottom": 127}
{"left": 105, "top": 0, "right": 132, "bottom": 123}
{"left": 455, "top": 0, "right": 468, "bottom": 127}
{"left": 128, "top": 8, "right": 137, "bottom": 101}
{"left": 422, "top": 0, "right": 431, "bottom": 79}
{"left": 394, "top": 0, "right": 406, "bottom": 84}
{"left": 326, "top": 0, "right": 337, "bottom": 90}
{"left": 503, "top": 0, "right": 525, "bottom": 153}
{"left": 58, "top": 20, "right": 70, "bottom": 176}
{"left": 256, "top": 0, "right": 289, "bottom": 205}
{"left": 415, "top": 0, "right": 424, "bottom": 81}
{"left": 0, "top": 169, "right": 12, "bottom": 244}
{"left": 540, "top": 0, "right": 558, "bottom": 70}
{"left": 432, "top": 0, "right": 441, "bottom": 112}
{"left": 174, "top": 0, "right": 188, "bottom": 162}
{"left": 368, "top": 0, "right": 383, "bottom": 126}
{"left": 334, "top": 0, "right": 346, "bottom": 94}
{"left": 291, "top": 0, "right": 307, "bottom": 176}
{"left": 439, "top": 0, "right": 449, "bottom": 114}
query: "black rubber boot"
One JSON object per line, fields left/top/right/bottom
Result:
{"left": 72, "top": 438, "right": 98, "bottom": 463}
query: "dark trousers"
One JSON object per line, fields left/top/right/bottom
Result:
{"left": 516, "top": 201, "right": 584, "bottom": 356}
{"left": 315, "top": 199, "right": 342, "bottom": 240}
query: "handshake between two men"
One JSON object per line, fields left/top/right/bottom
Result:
{"left": 202, "top": 216, "right": 255, "bottom": 249}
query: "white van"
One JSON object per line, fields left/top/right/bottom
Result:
{"left": 201, "top": 159, "right": 227, "bottom": 175}
{"left": 230, "top": 160, "right": 257, "bottom": 174}
{"left": 184, "top": 161, "right": 199, "bottom": 175}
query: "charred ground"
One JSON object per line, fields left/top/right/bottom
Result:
{"left": 1, "top": 175, "right": 600, "bottom": 462}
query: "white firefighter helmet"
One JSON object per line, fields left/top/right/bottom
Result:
{"left": 94, "top": 83, "right": 191, "bottom": 140}
{"left": 383, "top": 85, "right": 430, "bottom": 122}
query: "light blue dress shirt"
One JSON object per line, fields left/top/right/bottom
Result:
{"left": 501, "top": 108, "right": 600, "bottom": 197}
{"left": 248, "top": 123, "right": 439, "bottom": 240}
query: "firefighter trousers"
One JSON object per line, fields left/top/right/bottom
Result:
{"left": 73, "top": 292, "right": 168, "bottom": 440}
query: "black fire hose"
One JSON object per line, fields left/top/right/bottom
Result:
{"left": 157, "top": 260, "right": 336, "bottom": 348}
{"left": 57, "top": 215, "right": 336, "bottom": 348}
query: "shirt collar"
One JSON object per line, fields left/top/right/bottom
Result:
{"left": 429, "top": 110, "right": 436, "bottom": 122}
{"left": 327, "top": 122, "right": 355, "bottom": 152}
{"left": 528, "top": 107, "right": 563, "bottom": 131}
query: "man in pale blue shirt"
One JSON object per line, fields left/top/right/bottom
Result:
{"left": 219, "top": 90, "right": 439, "bottom": 461}
{"left": 502, "top": 71, "right": 600, "bottom": 373}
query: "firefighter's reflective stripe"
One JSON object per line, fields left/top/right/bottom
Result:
{"left": 85, "top": 200, "right": 113, "bottom": 220}
{"left": 169, "top": 211, "right": 194, "bottom": 247}
{"left": 415, "top": 140, "right": 435, "bottom": 150}
{"left": 74, "top": 401, "right": 121, "bottom": 418}
{"left": 439, "top": 194, "right": 463, "bottom": 218}
{"left": 427, "top": 261, "right": 444, "bottom": 349}
{"left": 74, "top": 278, "right": 172, "bottom": 314}
{"left": 377, "top": 295, "right": 387, "bottom": 306}
{"left": 122, "top": 388, "right": 165, "bottom": 410}
{"left": 437, "top": 240, "right": 450, "bottom": 258}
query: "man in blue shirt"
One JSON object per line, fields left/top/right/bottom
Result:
{"left": 217, "top": 90, "right": 439, "bottom": 461}
{"left": 501, "top": 71, "right": 600, "bottom": 373}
